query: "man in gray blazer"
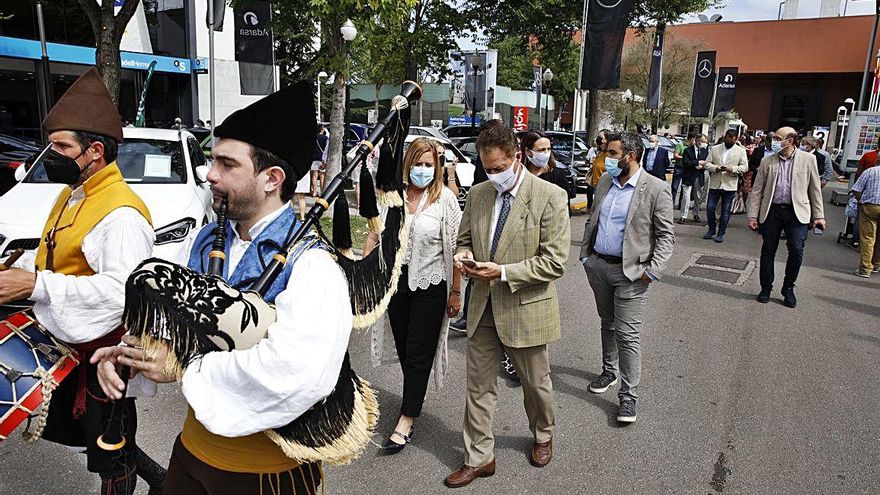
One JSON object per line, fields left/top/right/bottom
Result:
{"left": 580, "top": 131, "right": 675, "bottom": 423}
{"left": 747, "top": 126, "right": 825, "bottom": 308}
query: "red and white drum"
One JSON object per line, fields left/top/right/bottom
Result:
{"left": 0, "top": 311, "right": 79, "bottom": 441}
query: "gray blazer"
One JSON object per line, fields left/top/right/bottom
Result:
{"left": 580, "top": 170, "right": 676, "bottom": 281}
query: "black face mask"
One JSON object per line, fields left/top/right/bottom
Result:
{"left": 724, "top": 141, "right": 735, "bottom": 149}
{"left": 43, "top": 147, "right": 93, "bottom": 185}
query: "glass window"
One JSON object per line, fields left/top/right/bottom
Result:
{"left": 27, "top": 138, "right": 186, "bottom": 184}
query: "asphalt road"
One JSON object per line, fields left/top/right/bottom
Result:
{"left": 1, "top": 184, "right": 878, "bottom": 495}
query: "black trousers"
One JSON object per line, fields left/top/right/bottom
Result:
{"left": 163, "top": 436, "right": 321, "bottom": 495}
{"left": 759, "top": 204, "right": 809, "bottom": 289}
{"left": 387, "top": 266, "right": 447, "bottom": 418}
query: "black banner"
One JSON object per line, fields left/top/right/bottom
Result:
{"left": 207, "top": 0, "right": 226, "bottom": 31}
{"left": 579, "top": 0, "right": 634, "bottom": 90}
{"left": 690, "top": 51, "right": 716, "bottom": 118}
{"left": 234, "top": 1, "right": 273, "bottom": 64}
{"left": 464, "top": 52, "right": 488, "bottom": 113}
{"left": 646, "top": 25, "right": 665, "bottom": 110}
{"left": 714, "top": 67, "right": 738, "bottom": 116}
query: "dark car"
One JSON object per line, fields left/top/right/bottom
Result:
{"left": 455, "top": 136, "right": 479, "bottom": 162}
{"left": 0, "top": 134, "right": 40, "bottom": 196}
{"left": 442, "top": 125, "right": 480, "bottom": 144}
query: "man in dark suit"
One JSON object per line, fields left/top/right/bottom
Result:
{"left": 678, "top": 133, "right": 709, "bottom": 223}
{"left": 642, "top": 134, "right": 671, "bottom": 181}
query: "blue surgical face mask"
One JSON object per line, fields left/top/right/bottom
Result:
{"left": 605, "top": 157, "right": 622, "bottom": 177}
{"left": 409, "top": 166, "right": 434, "bottom": 188}
{"left": 771, "top": 140, "right": 784, "bottom": 153}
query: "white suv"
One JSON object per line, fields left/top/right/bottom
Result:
{"left": 0, "top": 127, "right": 215, "bottom": 276}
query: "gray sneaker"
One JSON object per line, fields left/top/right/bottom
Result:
{"left": 588, "top": 372, "right": 618, "bottom": 394}
{"left": 873, "top": 266, "right": 880, "bottom": 274}
{"left": 855, "top": 269, "right": 871, "bottom": 279}
{"left": 617, "top": 398, "right": 637, "bottom": 423}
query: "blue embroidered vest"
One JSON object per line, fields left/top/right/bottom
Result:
{"left": 187, "top": 207, "right": 301, "bottom": 303}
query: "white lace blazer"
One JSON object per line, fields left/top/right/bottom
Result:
{"left": 403, "top": 187, "right": 461, "bottom": 291}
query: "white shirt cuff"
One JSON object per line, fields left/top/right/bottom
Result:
{"left": 500, "top": 265, "right": 507, "bottom": 282}
{"left": 30, "top": 271, "right": 49, "bottom": 303}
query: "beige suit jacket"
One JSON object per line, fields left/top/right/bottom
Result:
{"left": 747, "top": 149, "right": 825, "bottom": 224}
{"left": 456, "top": 171, "right": 570, "bottom": 348}
{"left": 705, "top": 143, "right": 748, "bottom": 191}
{"left": 579, "top": 169, "right": 675, "bottom": 282}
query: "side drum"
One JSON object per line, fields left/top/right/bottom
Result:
{"left": 0, "top": 311, "right": 79, "bottom": 441}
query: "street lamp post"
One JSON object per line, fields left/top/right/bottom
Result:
{"left": 470, "top": 53, "right": 480, "bottom": 130}
{"left": 542, "top": 68, "right": 553, "bottom": 131}
{"left": 341, "top": 20, "right": 357, "bottom": 154}
{"left": 316, "top": 71, "right": 328, "bottom": 123}
{"left": 623, "top": 89, "right": 633, "bottom": 130}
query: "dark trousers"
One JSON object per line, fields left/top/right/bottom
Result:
{"left": 671, "top": 170, "right": 683, "bottom": 209}
{"left": 163, "top": 436, "right": 321, "bottom": 495}
{"left": 586, "top": 185, "right": 595, "bottom": 209}
{"left": 706, "top": 189, "right": 736, "bottom": 235}
{"left": 387, "top": 266, "right": 447, "bottom": 417}
{"left": 759, "top": 205, "right": 809, "bottom": 289}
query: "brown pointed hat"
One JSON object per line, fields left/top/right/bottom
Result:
{"left": 214, "top": 80, "right": 317, "bottom": 180}
{"left": 42, "top": 67, "right": 123, "bottom": 142}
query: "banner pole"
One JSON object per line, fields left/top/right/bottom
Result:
{"left": 209, "top": 0, "right": 216, "bottom": 140}
{"left": 572, "top": 0, "right": 589, "bottom": 170}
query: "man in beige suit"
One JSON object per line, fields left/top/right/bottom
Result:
{"left": 444, "top": 124, "right": 570, "bottom": 489}
{"left": 703, "top": 129, "right": 748, "bottom": 243}
{"left": 748, "top": 127, "right": 825, "bottom": 308}
{"left": 580, "top": 131, "right": 675, "bottom": 424}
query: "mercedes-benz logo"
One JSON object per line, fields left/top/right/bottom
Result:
{"left": 698, "top": 59, "right": 713, "bottom": 78}
{"left": 243, "top": 11, "right": 259, "bottom": 26}
{"left": 596, "top": 0, "right": 624, "bottom": 8}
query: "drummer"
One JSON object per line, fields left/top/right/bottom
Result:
{"left": 92, "top": 82, "right": 352, "bottom": 493}
{"left": 0, "top": 68, "right": 163, "bottom": 494}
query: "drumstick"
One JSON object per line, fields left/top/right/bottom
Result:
{"left": 0, "top": 249, "right": 25, "bottom": 271}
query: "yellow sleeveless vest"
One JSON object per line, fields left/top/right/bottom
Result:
{"left": 181, "top": 407, "right": 300, "bottom": 473}
{"left": 34, "top": 163, "right": 152, "bottom": 274}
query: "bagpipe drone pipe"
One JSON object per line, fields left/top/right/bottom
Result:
{"left": 99, "top": 81, "right": 421, "bottom": 465}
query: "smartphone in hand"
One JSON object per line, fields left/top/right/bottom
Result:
{"left": 460, "top": 258, "right": 478, "bottom": 268}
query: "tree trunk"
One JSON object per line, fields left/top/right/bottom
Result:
{"left": 586, "top": 89, "right": 601, "bottom": 139}
{"left": 96, "top": 29, "right": 122, "bottom": 107}
{"left": 325, "top": 72, "right": 347, "bottom": 189}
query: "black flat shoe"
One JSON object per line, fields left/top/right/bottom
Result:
{"left": 379, "top": 427, "right": 414, "bottom": 455}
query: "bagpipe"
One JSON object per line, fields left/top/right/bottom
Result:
{"left": 96, "top": 81, "right": 421, "bottom": 465}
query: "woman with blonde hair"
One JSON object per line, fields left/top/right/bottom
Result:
{"left": 365, "top": 137, "right": 462, "bottom": 455}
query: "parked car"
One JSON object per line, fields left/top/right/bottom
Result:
{"left": 0, "top": 127, "right": 215, "bottom": 313}
{"left": 0, "top": 133, "right": 40, "bottom": 196}
{"left": 442, "top": 124, "right": 480, "bottom": 144}
{"left": 408, "top": 126, "right": 449, "bottom": 140}
{"left": 455, "top": 136, "right": 479, "bottom": 162}
{"left": 403, "top": 135, "right": 473, "bottom": 210}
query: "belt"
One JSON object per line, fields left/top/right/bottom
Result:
{"left": 596, "top": 252, "right": 623, "bottom": 264}
{"left": 771, "top": 203, "right": 792, "bottom": 209}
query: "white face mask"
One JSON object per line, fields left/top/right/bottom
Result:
{"left": 486, "top": 161, "right": 519, "bottom": 194}
{"left": 530, "top": 150, "right": 551, "bottom": 168}
{"left": 649, "top": 142, "right": 658, "bottom": 149}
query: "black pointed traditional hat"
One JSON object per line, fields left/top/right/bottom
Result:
{"left": 214, "top": 80, "right": 317, "bottom": 180}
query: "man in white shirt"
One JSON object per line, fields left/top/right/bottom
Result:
{"left": 93, "top": 81, "right": 351, "bottom": 494}
{"left": 0, "top": 68, "right": 160, "bottom": 495}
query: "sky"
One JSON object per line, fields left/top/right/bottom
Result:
{"left": 684, "top": 0, "right": 874, "bottom": 23}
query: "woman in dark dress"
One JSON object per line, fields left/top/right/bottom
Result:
{"left": 520, "top": 130, "right": 569, "bottom": 193}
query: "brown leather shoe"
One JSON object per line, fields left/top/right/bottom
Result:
{"left": 530, "top": 438, "right": 553, "bottom": 467}
{"left": 443, "top": 459, "right": 496, "bottom": 488}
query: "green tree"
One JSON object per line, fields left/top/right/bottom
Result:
{"left": 491, "top": 36, "right": 535, "bottom": 89}
{"left": 75, "top": 0, "right": 142, "bottom": 106}
{"left": 600, "top": 31, "right": 705, "bottom": 132}
{"left": 468, "top": 0, "right": 720, "bottom": 136}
